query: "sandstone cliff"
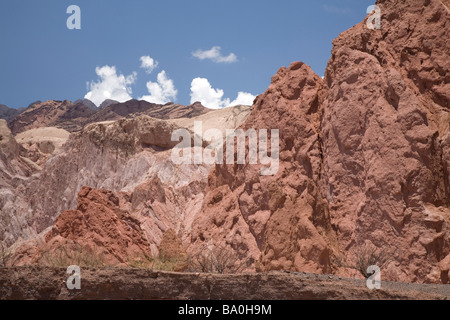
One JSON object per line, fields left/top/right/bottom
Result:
{"left": 190, "top": 0, "right": 449, "bottom": 283}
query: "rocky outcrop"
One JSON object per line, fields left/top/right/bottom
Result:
{"left": 8, "top": 100, "right": 96, "bottom": 134}
{"left": 40, "top": 187, "right": 151, "bottom": 265}
{"left": 147, "top": 101, "right": 210, "bottom": 119}
{"left": 89, "top": 100, "right": 211, "bottom": 124}
{"left": 319, "top": 0, "right": 449, "bottom": 283}
{"left": 0, "top": 119, "right": 22, "bottom": 166}
{"left": 10, "top": 187, "right": 152, "bottom": 266}
{"left": 98, "top": 99, "right": 119, "bottom": 109}
{"left": 1, "top": 0, "right": 448, "bottom": 286}
{"left": 190, "top": 62, "right": 336, "bottom": 274}
{"left": 0, "top": 266, "right": 448, "bottom": 300}
{"left": 0, "top": 120, "right": 36, "bottom": 244}
{"left": 7, "top": 99, "right": 212, "bottom": 134}
{"left": 15, "top": 127, "right": 70, "bottom": 167}
{"left": 1, "top": 100, "right": 246, "bottom": 250}
{"left": 3, "top": 106, "right": 250, "bottom": 259}
{"left": 190, "top": 0, "right": 449, "bottom": 283}
{"left": 0, "top": 104, "right": 23, "bottom": 122}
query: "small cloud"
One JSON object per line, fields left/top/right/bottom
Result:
{"left": 229, "top": 92, "right": 256, "bottom": 106}
{"left": 140, "top": 70, "right": 177, "bottom": 104}
{"left": 85, "top": 65, "right": 137, "bottom": 107}
{"left": 190, "top": 78, "right": 229, "bottom": 109}
{"left": 322, "top": 4, "right": 352, "bottom": 15}
{"left": 140, "top": 56, "right": 158, "bottom": 74}
{"left": 192, "top": 46, "right": 238, "bottom": 64}
{"left": 190, "top": 77, "right": 255, "bottom": 109}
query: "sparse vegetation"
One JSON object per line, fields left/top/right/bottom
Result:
{"left": 187, "top": 243, "right": 244, "bottom": 274}
{"left": 128, "top": 253, "right": 187, "bottom": 272}
{"left": 39, "top": 243, "right": 105, "bottom": 268}
{"left": 128, "top": 243, "right": 244, "bottom": 274}
{"left": 354, "top": 245, "right": 392, "bottom": 278}
{"left": 0, "top": 243, "right": 13, "bottom": 267}
{"left": 333, "top": 244, "right": 393, "bottom": 278}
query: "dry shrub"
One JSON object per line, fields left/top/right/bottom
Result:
{"left": 128, "top": 243, "right": 244, "bottom": 274}
{"left": 187, "top": 243, "right": 244, "bottom": 274}
{"left": 127, "top": 253, "right": 187, "bottom": 272}
{"left": 354, "top": 245, "right": 391, "bottom": 278}
{"left": 333, "top": 244, "right": 393, "bottom": 278}
{"left": 39, "top": 243, "right": 105, "bottom": 268}
{"left": 0, "top": 243, "right": 13, "bottom": 267}
{"left": 128, "top": 229, "right": 189, "bottom": 272}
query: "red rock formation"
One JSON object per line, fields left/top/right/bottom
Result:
{"left": 189, "top": 62, "right": 337, "bottom": 274}
{"left": 3, "top": 0, "right": 449, "bottom": 285}
{"left": 20, "top": 187, "right": 152, "bottom": 265}
{"left": 8, "top": 100, "right": 96, "bottom": 134}
{"left": 190, "top": 0, "right": 449, "bottom": 283}
{"left": 320, "top": 0, "right": 449, "bottom": 283}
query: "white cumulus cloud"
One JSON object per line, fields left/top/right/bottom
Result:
{"left": 190, "top": 78, "right": 229, "bottom": 109}
{"left": 192, "top": 46, "right": 238, "bottom": 63}
{"left": 230, "top": 92, "right": 256, "bottom": 107}
{"left": 85, "top": 65, "right": 137, "bottom": 107}
{"left": 190, "top": 78, "right": 255, "bottom": 109}
{"left": 140, "top": 56, "right": 158, "bottom": 74}
{"left": 140, "top": 70, "right": 177, "bottom": 104}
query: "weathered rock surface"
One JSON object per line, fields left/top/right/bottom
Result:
{"left": 189, "top": 0, "right": 449, "bottom": 283}
{"left": 0, "top": 104, "right": 24, "bottom": 122}
{"left": 0, "top": 120, "right": 36, "bottom": 244}
{"left": 319, "top": 0, "right": 449, "bottom": 283}
{"left": 15, "top": 127, "right": 70, "bottom": 167}
{"left": 1, "top": 0, "right": 448, "bottom": 290}
{"left": 12, "top": 187, "right": 152, "bottom": 266}
{"left": 0, "top": 267, "right": 448, "bottom": 300}
{"left": 8, "top": 100, "right": 96, "bottom": 134}
{"left": 98, "top": 99, "right": 119, "bottom": 109}
{"left": 89, "top": 100, "right": 211, "bottom": 124}
{"left": 190, "top": 62, "right": 336, "bottom": 275}
{"left": 7, "top": 99, "right": 212, "bottom": 135}
{"left": 2, "top": 106, "right": 250, "bottom": 262}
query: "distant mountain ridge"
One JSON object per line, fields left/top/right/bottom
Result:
{"left": 7, "top": 100, "right": 96, "bottom": 134}
{"left": 0, "top": 104, "right": 25, "bottom": 122}
{"left": 6, "top": 99, "right": 212, "bottom": 135}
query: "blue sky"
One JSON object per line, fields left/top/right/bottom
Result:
{"left": 0, "top": 0, "right": 375, "bottom": 109}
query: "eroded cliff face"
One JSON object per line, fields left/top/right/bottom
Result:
{"left": 12, "top": 187, "right": 152, "bottom": 266}
{"left": 2, "top": 106, "right": 250, "bottom": 265}
{"left": 190, "top": 0, "right": 449, "bottom": 283}
{"left": 2, "top": 0, "right": 448, "bottom": 284}
{"left": 189, "top": 62, "right": 336, "bottom": 274}
{"left": 8, "top": 100, "right": 96, "bottom": 135}
{"left": 0, "top": 120, "right": 36, "bottom": 245}
{"left": 320, "top": 0, "right": 449, "bottom": 283}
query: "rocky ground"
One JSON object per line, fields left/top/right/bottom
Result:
{"left": 0, "top": 266, "right": 448, "bottom": 300}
